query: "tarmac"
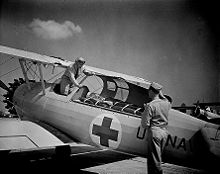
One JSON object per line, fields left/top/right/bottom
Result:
{"left": 1, "top": 156, "right": 213, "bottom": 173}
{"left": 83, "top": 157, "right": 210, "bottom": 174}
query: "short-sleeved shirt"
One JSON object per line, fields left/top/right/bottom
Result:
{"left": 144, "top": 99, "right": 171, "bottom": 128}
{"left": 62, "top": 63, "right": 85, "bottom": 81}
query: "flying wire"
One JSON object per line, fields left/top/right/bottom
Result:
{"left": 0, "top": 56, "right": 15, "bottom": 66}
{"left": 46, "top": 70, "right": 65, "bottom": 82}
{"left": 24, "top": 61, "right": 35, "bottom": 79}
{"left": 0, "top": 67, "right": 21, "bottom": 78}
{"left": 25, "top": 61, "right": 40, "bottom": 80}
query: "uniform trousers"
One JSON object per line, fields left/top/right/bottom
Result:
{"left": 147, "top": 126, "right": 168, "bottom": 174}
{"left": 60, "top": 76, "right": 72, "bottom": 95}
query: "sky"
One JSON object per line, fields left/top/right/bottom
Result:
{"left": 0, "top": 0, "right": 219, "bottom": 111}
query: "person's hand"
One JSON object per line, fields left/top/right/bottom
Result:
{"left": 85, "top": 71, "right": 95, "bottom": 76}
{"left": 78, "top": 84, "right": 83, "bottom": 88}
{"left": 91, "top": 72, "right": 95, "bottom": 76}
{"left": 70, "top": 84, "right": 82, "bottom": 88}
{"left": 89, "top": 72, "right": 95, "bottom": 76}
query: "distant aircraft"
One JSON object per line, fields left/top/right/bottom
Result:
{"left": 193, "top": 101, "right": 220, "bottom": 108}
{"left": 173, "top": 101, "right": 220, "bottom": 125}
{"left": 0, "top": 45, "right": 219, "bottom": 171}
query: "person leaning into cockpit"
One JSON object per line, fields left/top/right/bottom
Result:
{"left": 60, "top": 57, "right": 93, "bottom": 95}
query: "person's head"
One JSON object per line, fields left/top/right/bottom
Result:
{"left": 148, "top": 82, "right": 163, "bottom": 100}
{"left": 75, "top": 57, "right": 86, "bottom": 68}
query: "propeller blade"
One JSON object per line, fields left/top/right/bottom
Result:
{"left": 0, "top": 80, "right": 9, "bottom": 91}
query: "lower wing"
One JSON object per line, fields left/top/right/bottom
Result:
{"left": 0, "top": 118, "right": 136, "bottom": 170}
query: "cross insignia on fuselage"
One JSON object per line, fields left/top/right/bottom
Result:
{"left": 92, "top": 117, "right": 119, "bottom": 147}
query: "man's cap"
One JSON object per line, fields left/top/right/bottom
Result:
{"left": 149, "top": 82, "right": 163, "bottom": 92}
{"left": 75, "top": 57, "right": 86, "bottom": 64}
{"left": 163, "top": 94, "right": 172, "bottom": 103}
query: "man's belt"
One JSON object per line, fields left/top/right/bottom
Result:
{"left": 62, "top": 75, "right": 71, "bottom": 81}
{"left": 150, "top": 125, "right": 167, "bottom": 129}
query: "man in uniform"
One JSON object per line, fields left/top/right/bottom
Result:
{"left": 141, "top": 82, "right": 171, "bottom": 174}
{"left": 60, "top": 57, "right": 93, "bottom": 95}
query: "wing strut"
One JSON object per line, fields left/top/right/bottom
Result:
{"left": 19, "top": 59, "right": 31, "bottom": 90}
{"left": 38, "top": 63, "right": 46, "bottom": 95}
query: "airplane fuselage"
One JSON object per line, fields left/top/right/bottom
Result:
{"left": 13, "top": 82, "right": 219, "bottom": 168}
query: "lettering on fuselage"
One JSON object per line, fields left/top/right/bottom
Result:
{"left": 136, "top": 127, "right": 191, "bottom": 152}
{"left": 165, "top": 134, "right": 186, "bottom": 151}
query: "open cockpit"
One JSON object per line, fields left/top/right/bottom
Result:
{"left": 66, "top": 74, "right": 150, "bottom": 117}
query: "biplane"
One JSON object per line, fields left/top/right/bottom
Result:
{"left": 173, "top": 101, "right": 220, "bottom": 125}
{"left": 0, "top": 45, "right": 219, "bottom": 172}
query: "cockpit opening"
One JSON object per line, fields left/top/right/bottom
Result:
{"left": 68, "top": 74, "right": 150, "bottom": 116}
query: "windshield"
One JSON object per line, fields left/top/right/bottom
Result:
{"left": 77, "top": 74, "right": 149, "bottom": 107}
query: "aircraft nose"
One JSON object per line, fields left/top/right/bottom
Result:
{"left": 9, "top": 79, "right": 26, "bottom": 117}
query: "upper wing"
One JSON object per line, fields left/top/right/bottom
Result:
{"left": 85, "top": 65, "right": 151, "bottom": 88}
{"left": 0, "top": 45, "right": 73, "bottom": 68}
{"left": 0, "top": 45, "right": 152, "bottom": 88}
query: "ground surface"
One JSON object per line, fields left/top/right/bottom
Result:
{"left": 83, "top": 157, "right": 211, "bottom": 174}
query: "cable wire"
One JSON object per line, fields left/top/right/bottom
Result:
{"left": 0, "top": 56, "right": 15, "bottom": 66}
{"left": 0, "top": 67, "right": 21, "bottom": 78}
{"left": 46, "top": 70, "right": 65, "bottom": 82}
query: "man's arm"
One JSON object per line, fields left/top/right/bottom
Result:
{"left": 68, "top": 67, "right": 81, "bottom": 88}
{"left": 141, "top": 104, "right": 151, "bottom": 128}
